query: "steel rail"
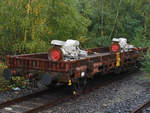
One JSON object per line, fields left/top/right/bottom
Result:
{"left": 23, "top": 71, "right": 133, "bottom": 113}
{"left": 0, "top": 89, "right": 50, "bottom": 109}
{"left": 23, "top": 96, "right": 74, "bottom": 113}
{"left": 131, "top": 99, "right": 150, "bottom": 113}
{"left": 0, "top": 71, "right": 138, "bottom": 113}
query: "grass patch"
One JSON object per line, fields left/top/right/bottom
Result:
{"left": 0, "top": 62, "right": 12, "bottom": 91}
{"left": 0, "top": 62, "right": 30, "bottom": 91}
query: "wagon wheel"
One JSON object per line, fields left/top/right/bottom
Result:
{"left": 3, "top": 68, "right": 12, "bottom": 81}
{"left": 73, "top": 78, "right": 88, "bottom": 95}
{"left": 48, "top": 46, "right": 64, "bottom": 61}
{"left": 37, "top": 72, "right": 52, "bottom": 88}
{"left": 113, "top": 67, "right": 121, "bottom": 74}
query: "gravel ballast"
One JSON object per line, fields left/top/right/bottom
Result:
{"left": 0, "top": 87, "right": 47, "bottom": 103}
{"left": 0, "top": 71, "right": 150, "bottom": 113}
{"left": 43, "top": 72, "right": 150, "bottom": 113}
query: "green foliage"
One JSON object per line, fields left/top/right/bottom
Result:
{"left": 131, "top": 33, "right": 150, "bottom": 47}
{"left": 12, "top": 76, "right": 29, "bottom": 89}
{"left": 0, "top": 62, "right": 29, "bottom": 91}
{"left": 77, "top": 0, "right": 150, "bottom": 42}
{"left": 85, "top": 36, "right": 111, "bottom": 48}
{"left": 142, "top": 50, "right": 150, "bottom": 73}
{"left": 0, "top": 0, "right": 90, "bottom": 55}
{"left": 0, "top": 76, "right": 29, "bottom": 91}
{"left": 0, "top": 63, "right": 29, "bottom": 91}
{"left": 25, "top": 39, "right": 50, "bottom": 53}
{"left": 12, "top": 39, "right": 50, "bottom": 54}
{"left": 47, "top": 0, "right": 91, "bottom": 40}
{"left": 0, "top": 0, "right": 150, "bottom": 54}
{"left": 0, "top": 0, "right": 150, "bottom": 74}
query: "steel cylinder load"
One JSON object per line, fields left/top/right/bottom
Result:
{"left": 48, "top": 39, "right": 88, "bottom": 61}
{"left": 111, "top": 38, "right": 135, "bottom": 53}
{"left": 48, "top": 38, "right": 135, "bottom": 61}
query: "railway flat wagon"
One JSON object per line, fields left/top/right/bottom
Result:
{"left": 3, "top": 38, "right": 147, "bottom": 92}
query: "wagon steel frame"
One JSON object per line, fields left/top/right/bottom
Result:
{"left": 6, "top": 47, "right": 147, "bottom": 83}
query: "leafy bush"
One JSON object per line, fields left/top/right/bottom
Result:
{"left": 131, "top": 33, "right": 150, "bottom": 47}
{"left": 84, "top": 36, "right": 112, "bottom": 48}
{"left": 12, "top": 41, "right": 27, "bottom": 54}
{"left": 142, "top": 50, "right": 150, "bottom": 73}
{"left": 131, "top": 33, "right": 150, "bottom": 73}
{"left": 0, "top": 37, "right": 14, "bottom": 56}
{"left": 12, "top": 39, "right": 50, "bottom": 54}
{"left": 25, "top": 39, "right": 50, "bottom": 53}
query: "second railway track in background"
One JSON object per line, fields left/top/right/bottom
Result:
{"left": 131, "top": 99, "right": 150, "bottom": 113}
{"left": 0, "top": 71, "right": 135, "bottom": 113}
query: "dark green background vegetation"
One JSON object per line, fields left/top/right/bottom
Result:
{"left": 0, "top": 0, "right": 150, "bottom": 72}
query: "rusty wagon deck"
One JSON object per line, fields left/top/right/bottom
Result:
{"left": 6, "top": 47, "right": 147, "bottom": 76}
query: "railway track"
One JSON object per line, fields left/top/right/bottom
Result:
{"left": 0, "top": 83, "right": 76, "bottom": 113}
{"left": 23, "top": 72, "right": 122, "bottom": 113}
{"left": 0, "top": 71, "right": 135, "bottom": 113}
{"left": 0, "top": 89, "right": 51, "bottom": 109}
{"left": 0, "top": 88, "right": 50, "bottom": 109}
{"left": 0, "top": 85, "right": 70, "bottom": 113}
{"left": 131, "top": 99, "right": 150, "bottom": 113}
{"left": 23, "top": 95, "right": 74, "bottom": 113}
